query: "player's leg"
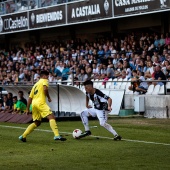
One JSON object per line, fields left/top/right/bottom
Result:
{"left": 19, "top": 120, "right": 41, "bottom": 142}
{"left": 19, "top": 105, "right": 41, "bottom": 142}
{"left": 97, "top": 110, "right": 122, "bottom": 140}
{"left": 39, "top": 103, "right": 66, "bottom": 141}
{"left": 79, "top": 108, "right": 96, "bottom": 138}
{"left": 46, "top": 114, "right": 66, "bottom": 141}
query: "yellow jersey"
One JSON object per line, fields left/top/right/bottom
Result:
{"left": 29, "top": 78, "right": 49, "bottom": 105}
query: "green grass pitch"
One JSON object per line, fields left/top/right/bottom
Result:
{"left": 0, "top": 118, "right": 170, "bottom": 170}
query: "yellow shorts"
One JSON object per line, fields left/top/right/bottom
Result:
{"left": 32, "top": 103, "right": 52, "bottom": 121}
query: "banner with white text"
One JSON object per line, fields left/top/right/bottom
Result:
{"left": 67, "top": 0, "right": 113, "bottom": 23}
{"left": 114, "top": 0, "right": 170, "bottom": 17}
{"left": 0, "top": 12, "right": 28, "bottom": 33}
{"left": 29, "top": 5, "right": 66, "bottom": 29}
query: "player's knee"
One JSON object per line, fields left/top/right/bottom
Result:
{"left": 99, "top": 121, "right": 106, "bottom": 127}
{"left": 80, "top": 110, "right": 88, "bottom": 117}
{"left": 34, "top": 121, "right": 41, "bottom": 127}
{"left": 80, "top": 111, "right": 84, "bottom": 117}
{"left": 47, "top": 114, "right": 55, "bottom": 120}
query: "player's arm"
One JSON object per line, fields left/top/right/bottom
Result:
{"left": 43, "top": 85, "right": 52, "bottom": 102}
{"left": 86, "top": 96, "right": 92, "bottom": 108}
{"left": 97, "top": 89, "right": 112, "bottom": 111}
{"left": 25, "top": 97, "right": 32, "bottom": 114}
{"left": 107, "top": 97, "right": 112, "bottom": 111}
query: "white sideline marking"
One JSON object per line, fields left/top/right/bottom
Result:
{"left": 0, "top": 125, "right": 170, "bottom": 146}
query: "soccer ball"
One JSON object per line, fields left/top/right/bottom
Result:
{"left": 72, "top": 129, "right": 82, "bottom": 139}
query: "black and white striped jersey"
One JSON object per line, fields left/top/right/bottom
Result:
{"left": 86, "top": 89, "right": 110, "bottom": 110}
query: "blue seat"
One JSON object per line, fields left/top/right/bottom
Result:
{"left": 59, "top": 111, "right": 65, "bottom": 117}
{"left": 65, "top": 112, "right": 70, "bottom": 117}
{"left": 70, "top": 112, "right": 76, "bottom": 117}
{"left": 55, "top": 111, "right": 60, "bottom": 117}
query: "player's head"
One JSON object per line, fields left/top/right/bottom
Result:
{"left": 13, "top": 96, "right": 18, "bottom": 103}
{"left": 83, "top": 80, "right": 93, "bottom": 93}
{"left": 40, "top": 70, "right": 49, "bottom": 79}
{"left": 18, "top": 91, "right": 24, "bottom": 99}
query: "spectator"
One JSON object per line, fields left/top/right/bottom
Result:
{"left": 145, "top": 61, "right": 154, "bottom": 79}
{"left": 165, "top": 33, "right": 170, "bottom": 47}
{"left": 7, "top": 92, "right": 13, "bottom": 111}
{"left": 159, "top": 33, "right": 165, "bottom": 47}
{"left": 136, "top": 59, "right": 147, "bottom": 73}
{"left": 123, "top": 60, "right": 132, "bottom": 79}
{"left": 13, "top": 91, "right": 27, "bottom": 114}
{"left": 135, "top": 72, "right": 148, "bottom": 94}
{"left": 0, "top": 94, "right": 12, "bottom": 113}
{"left": 48, "top": 72, "right": 55, "bottom": 83}
{"left": 77, "top": 68, "right": 88, "bottom": 83}
{"left": 152, "top": 65, "right": 166, "bottom": 86}
{"left": 0, "top": 102, "right": 5, "bottom": 112}
{"left": 128, "top": 70, "right": 140, "bottom": 93}
{"left": 0, "top": 32, "right": 169, "bottom": 88}
{"left": 12, "top": 96, "right": 18, "bottom": 114}
{"left": 161, "top": 60, "right": 170, "bottom": 76}
{"left": 154, "top": 35, "right": 160, "bottom": 48}
{"left": 61, "top": 63, "right": 70, "bottom": 83}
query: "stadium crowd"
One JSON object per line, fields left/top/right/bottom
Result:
{"left": 0, "top": 32, "right": 170, "bottom": 93}
{"left": 0, "top": 0, "right": 77, "bottom": 15}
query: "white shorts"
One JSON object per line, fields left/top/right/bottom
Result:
{"left": 86, "top": 108, "right": 110, "bottom": 123}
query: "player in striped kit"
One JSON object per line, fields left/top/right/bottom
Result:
{"left": 79, "top": 80, "right": 121, "bottom": 140}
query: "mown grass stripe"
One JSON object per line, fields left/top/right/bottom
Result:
{"left": 0, "top": 124, "right": 170, "bottom": 146}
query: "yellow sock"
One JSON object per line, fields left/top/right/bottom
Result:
{"left": 50, "top": 119, "right": 59, "bottom": 137}
{"left": 22, "top": 123, "right": 37, "bottom": 138}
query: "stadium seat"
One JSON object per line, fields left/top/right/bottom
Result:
{"left": 120, "top": 78, "right": 128, "bottom": 90}
{"left": 80, "top": 86, "right": 86, "bottom": 93}
{"left": 152, "top": 84, "right": 160, "bottom": 95}
{"left": 125, "top": 82, "right": 132, "bottom": 94}
{"left": 105, "top": 78, "right": 112, "bottom": 89}
{"left": 94, "top": 79, "right": 98, "bottom": 82}
{"left": 93, "top": 80, "right": 103, "bottom": 89}
{"left": 57, "top": 79, "right": 62, "bottom": 85}
{"left": 70, "top": 112, "right": 76, "bottom": 117}
{"left": 110, "top": 78, "right": 117, "bottom": 89}
{"left": 166, "top": 82, "right": 170, "bottom": 94}
{"left": 166, "top": 82, "right": 170, "bottom": 89}
{"left": 65, "top": 112, "right": 70, "bottom": 117}
{"left": 114, "top": 78, "right": 123, "bottom": 89}
{"left": 158, "top": 85, "right": 165, "bottom": 95}
{"left": 145, "top": 84, "right": 154, "bottom": 95}
{"left": 55, "top": 111, "right": 60, "bottom": 117}
{"left": 59, "top": 111, "right": 65, "bottom": 117}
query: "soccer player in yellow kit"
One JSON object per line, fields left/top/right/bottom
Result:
{"left": 19, "top": 70, "right": 66, "bottom": 142}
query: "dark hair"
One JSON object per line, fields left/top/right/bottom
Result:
{"left": 83, "top": 80, "right": 93, "bottom": 86}
{"left": 140, "top": 72, "right": 144, "bottom": 76}
{"left": 18, "top": 91, "right": 23, "bottom": 95}
{"left": 119, "top": 60, "right": 123, "bottom": 65}
{"left": 40, "top": 70, "right": 49, "bottom": 76}
{"left": 132, "top": 70, "right": 137, "bottom": 74}
{"left": 13, "top": 96, "right": 17, "bottom": 100}
{"left": 8, "top": 92, "right": 13, "bottom": 97}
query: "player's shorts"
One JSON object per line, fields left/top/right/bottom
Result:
{"left": 32, "top": 102, "right": 52, "bottom": 121}
{"left": 85, "top": 108, "right": 110, "bottom": 123}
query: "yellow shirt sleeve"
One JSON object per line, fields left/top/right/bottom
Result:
{"left": 42, "top": 79, "right": 49, "bottom": 87}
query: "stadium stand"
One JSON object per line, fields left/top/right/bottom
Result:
{"left": 0, "top": 0, "right": 170, "bottom": 119}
